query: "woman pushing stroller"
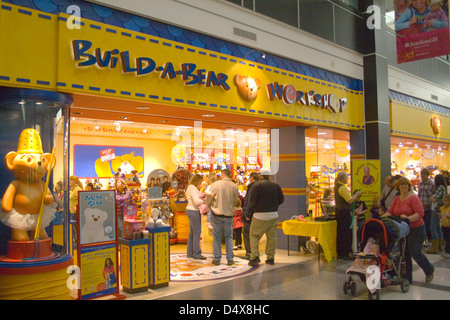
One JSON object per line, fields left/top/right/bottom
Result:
{"left": 381, "top": 177, "right": 435, "bottom": 283}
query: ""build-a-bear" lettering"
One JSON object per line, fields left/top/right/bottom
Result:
{"left": 72, "top": 40, "right": 230, "bottom": 90}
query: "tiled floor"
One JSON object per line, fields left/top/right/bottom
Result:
{"left": 122, "top": 231, "right": 450, "bottom": 301}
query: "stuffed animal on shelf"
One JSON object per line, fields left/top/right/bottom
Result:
{"left": 0, "top": 129, "right": 56, "bottom": 241}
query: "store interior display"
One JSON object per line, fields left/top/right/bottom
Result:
{"left": 305, "top": 128, "right": 350, "bottom": 217}
{"left": 390, "top": 136, "right": 449, "bottom": 187}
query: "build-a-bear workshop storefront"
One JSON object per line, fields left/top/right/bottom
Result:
{"left": 0, "top": 2, "right": 364, "bottom": 300}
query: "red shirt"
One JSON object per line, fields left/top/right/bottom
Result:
{"left": 387, "top": 194, "right": 424, "bottom": 228}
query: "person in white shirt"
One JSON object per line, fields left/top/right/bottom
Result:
{"left": 185, "top": 174, "right": 206, "bottom": 260}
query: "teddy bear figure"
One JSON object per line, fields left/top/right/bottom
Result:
{"left": 234, "top": 74, "right": 261, "bottom": 102}
{"left": 0, "top": 128, "right": 56, "bottom": 241}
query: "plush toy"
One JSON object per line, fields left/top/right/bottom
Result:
{"left": 0, "top": 129, "right": 56, "bottom": 241}
{"left": 234, "top": 74, "right": 261, "bottom": 102}
{"left": 80, "top": 207, "right": 110, "bottom": 243}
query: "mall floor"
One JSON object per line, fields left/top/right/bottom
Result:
{"left": 120, "top": 222, "right": 450, "bottom": 301}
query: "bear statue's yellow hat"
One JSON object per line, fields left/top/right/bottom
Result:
{"left": 17, "top": 128, "right": 43, "bottom": 154}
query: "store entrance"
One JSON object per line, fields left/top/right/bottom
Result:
{"left": 67, "top": 93, "right": 299, "bottom": 249}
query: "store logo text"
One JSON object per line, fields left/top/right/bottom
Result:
{"left": 266, "top": 82, "right": 347, "bottom": 113}
{"left": 71, "top": 40, "right": 231, "bottom": 90}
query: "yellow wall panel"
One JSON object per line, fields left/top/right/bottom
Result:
{"left": 391, "top": 100, "right": 450, "bottom": 143}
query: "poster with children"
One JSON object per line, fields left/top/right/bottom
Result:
{"left": 77, "top": 190, "right": 119, "bottom": 300}
{"left": 395, "top": 0, "right": 450, "bottom": 63}
{"left": 79, "top": 244, "right": 118, "bottom": 299}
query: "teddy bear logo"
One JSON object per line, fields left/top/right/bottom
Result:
{"left": 234, "top": 74, "right": 261, "bottom": 102}
{"left": 94, "top": 151, "right": 144, "bottom": 177}
{"left": 0, "top": 129, "right": 56, "bottom": 242}
{"left": 80, "top": 207, "right": 110, "bottom": 244}
{"left": 430, "top": 116, "right": 441, "bottom": 135}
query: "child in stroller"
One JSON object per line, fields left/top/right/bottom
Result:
{"left": 343, "top": 217, "right": 410, "bottom": 300}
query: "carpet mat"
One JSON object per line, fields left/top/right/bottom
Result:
{"left": 170, "top": 253, "right": 259, "bottom": 281}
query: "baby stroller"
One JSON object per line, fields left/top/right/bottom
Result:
{"left": 343, "top": 217, "right": 410, "bottom": 300}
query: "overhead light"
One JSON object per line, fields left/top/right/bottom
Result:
{"left": 95, "top": 124, "right": 100, "bottom": 130}
{"left": 142, "top": 129, "right": 147, "bottom": 133}
{"left": 136, "top": 106, "right": 149, "bottom": 110}
{"left": 244, "top": 49, "right": 266, "bottom": 60}
{"left": 18, "top": 100, "right": 25, "bottom": 105}
{"left": 35, "top": 102, "right": 43, "bottom": 105}
{"left": 159, "top": 120, "right": 168, "bottom": 123}
{"left": 254, "top": 120, "right": 264, "bottom": 123}
{"left": 398, "top": 142, "right": 403, "bottom": 147}
{"left": 202, "top": 114, "right": 215, "bottom": 117}
{"left": 116, "top": 120, "right": 134, "bottom": 123}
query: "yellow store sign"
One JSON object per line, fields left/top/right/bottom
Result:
{"left": 0, "top": 3, "right": 364, "bottom": 129}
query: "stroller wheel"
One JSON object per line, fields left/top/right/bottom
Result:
{"left": 350, "top": 281, "right": 357, "bottom": 296}
{"left": 368, "top": 289, "right": 380, "bottom": 300}
{"left": 401, "top": 278, "right": 410, "bottom": 293}
{"left": 343, "top": 281, "right": 350, "bottom": 294}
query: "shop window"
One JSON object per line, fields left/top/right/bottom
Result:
{"left": 0, "top": 88, "right": 71, "bottom": 257}
{"left": 305, "top": 128, "right": 350, "bottom": 215}
{"left": 391, "top": 137, "right": 449, "bottom": 188}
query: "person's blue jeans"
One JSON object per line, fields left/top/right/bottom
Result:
{"left": 186, "top": 209, "right": 203, "bottom": 258}
{"left": 430, "top": 211, "right": 443, "bottom": 240}
{"left": 405, "top": 224, "right": 434, "bottom": 282}
{"left": 211, "top": 214, "right": 234, "bottom": 261}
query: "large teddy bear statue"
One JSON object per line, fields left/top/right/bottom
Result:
{"left": 0, "top": 128, "right": 56, "bottom": 241}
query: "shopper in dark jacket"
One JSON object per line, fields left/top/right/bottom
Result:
{"left": 242, "top": 172, "right": 259, "bottom": 259}
{"left": 247, "top": 168, "right": 284, "bottom": 266}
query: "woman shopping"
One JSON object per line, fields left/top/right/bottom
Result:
{"left": 383, "top": 177, "right": 434, "bottom": 283}
{"left": 427, "top": 174, "right": 446, "bottom": 254}
{"left": 185, "top": 174, "right": 207, "bottom": 260}
{"left": 115, "top": 179, "right": 133, "bottom": 237}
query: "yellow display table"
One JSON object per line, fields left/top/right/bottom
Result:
{"left": 282, "top": 218, "right": 337, "bottom": 262}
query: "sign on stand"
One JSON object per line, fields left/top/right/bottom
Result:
{"left": 77, "top": 190, "right": 123, "bottom": 300}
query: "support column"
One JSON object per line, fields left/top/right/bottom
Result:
{"left": 274, "top": 126, "right": 306, "bottom": 250}
{"left": 361, "top": 0, "right": 392, "bottom": 180}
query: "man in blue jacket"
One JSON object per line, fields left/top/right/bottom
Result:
{"left": 247, "top": 168, "right": 284, "bottom": 266}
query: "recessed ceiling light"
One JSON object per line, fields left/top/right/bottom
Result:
{"left": 202, "top": 114, "right": 215, "bottom": 117}
{"left": 119, "top": 116, "right": 128, "bottom": 120}
{"left": 136, "top": 106, "right": 149, "bottom": 110}
{"left": 159, "top": 120, "right": 168, "bottom": 123}
{"left": 254, "top": 120, "right": 264, "bottom": 123}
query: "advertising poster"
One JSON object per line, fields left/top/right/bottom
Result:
{"left": 352, "top": 160, "right": 381, "bottom": 217}
{"left": 79, "top": 244, "right": 118, "bottom": 299}
{"left": 73, "top": 145, "right": 144, "bottom": 178}
{"left": 77, "top": 190, "right": 119, "bottom": 300}
{"left": 395, "top": 0, "right": 450, "bottom": 63}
